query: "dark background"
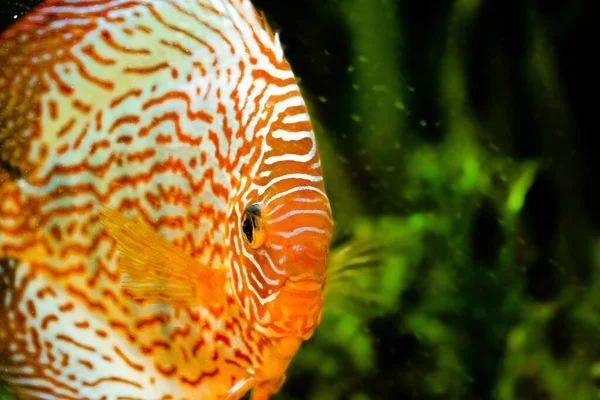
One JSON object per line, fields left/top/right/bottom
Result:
{"left": 1, "top": 1, "right": 597, "bottom": 399}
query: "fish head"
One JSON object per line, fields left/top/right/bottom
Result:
{"left": 228, "top": 107, "right": 333, "bottom": 340}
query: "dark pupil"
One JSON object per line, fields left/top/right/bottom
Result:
{"left": 242, "top": 214, "right": 254, "bottom": 243}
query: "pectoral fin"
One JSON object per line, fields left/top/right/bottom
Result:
{"left": 99, "top": 206, "right": 226, "bottom": 307}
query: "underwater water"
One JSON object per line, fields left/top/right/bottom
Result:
{"left": 0, "top": 0, "right": 596, "bottom": 399}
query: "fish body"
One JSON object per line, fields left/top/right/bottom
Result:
{"left": 0, "top": 1, "right": 332, "bottom": 399}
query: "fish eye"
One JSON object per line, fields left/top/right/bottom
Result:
{"left": 241, "top": 203, "right": 265, "bottom": 249}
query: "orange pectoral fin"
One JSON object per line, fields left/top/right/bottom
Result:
{"left": 99, "top": 207, "right": 226, "bottom": 307}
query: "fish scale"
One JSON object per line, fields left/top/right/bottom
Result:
{"left": 0, "top": 0, "right": 333, "bottom": 399}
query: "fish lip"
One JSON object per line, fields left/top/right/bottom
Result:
{"left": 284, "top": 274, "right": 324, "bottom": 291}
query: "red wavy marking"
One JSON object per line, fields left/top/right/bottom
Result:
{"left": 252, "top": 69, "right": 296, "bottom": 88}
{"left": 144, "top": 191, "right": 160, "bottom": 210}
{"left": 66, "top": 284, "right": 108, "bottom": 314}
{"left": 90, "top": 139, "right": 110, "bottom": 155}
{"left": 234, "top": 349, "right": 252, "bottom": 365}
{"left": 26, "top": 299, "right": 37, "bottom": 318}
{"left": 87, "top": 257, "right": 120, "bottom": 288}
{"left": 55, "top": 334, "right": 96, "bottom": 353}
{"left": 207, "top": 129, "right": 229, "bottom": 170}
{"left": 70, "top": 99, "right": 92, "bottom": 115}
{"left": 254, "top": 331, "right": 266, "bottom": 355}
{"left": 95, "top": 110, "right": 103, "bottom": 131}
{"left": 180, "top": 368, "right": 219, "bottom": 386}
{"left": 58, "top": 233, "right": 103, "bottom": 259}
{"left": 125, "top": 148, "right": 155, "bottom": 164}
{"left": 59, "top": 302, "right": 74, "bottom": 312}
{"left": 57, "top": 118, "right": 76, "bottom": 138}
{"left": 136, "top": 24, "right": 153, "bottom": 34}
{"left": 71, "top": 55, "right": 114, "bottom": 91}
{"left": 138, "top": 111, "right": 206, "bottom": 147}
{"left": 155, "top": 362, "right": 177, "bottom": 377}
{"left": 61, "top": 353, "right": 69, "bottom": 367}
{"left": 224, "top": 358, "right": 244, "bottom": 370}
{"left": 135, "top": 313, "right": 171, "bottom": 330}
{"left": 124, "top": 62, "right": 169, "bottom": 75}
{"left": 57, "top": 143, "right": 70, "bottom": 155}
{"left": 108, "top": 320, "right": 137, "bottom": 344}
{"left": 217, "top": 101, "right": 234, "bottom": 153}
{"left": 109, "top": 115, "right": 140, "bottom": 133}
{"left": 74, "top": 321, "right": 90, "bottom": 329}
{"left": 110, "top": 88, "right": 142, "bottom": 108}
{"left": 73, "top": 122, "right": 89, "bottom": 150}
{"left": 114, "top": 345, "right": 145, "bottom": 372}
{"left": 156, "top": 134, "right": 172, "bottom": 144}
{"left": 81, "top": 44, "right": 116, "bottom": 66}
{"left": 100, "top": 30, "right": 150, "bottom": 55}
{"left": 185, "top": 307, "right": 200, "bottom": 322}
{"left": 38, "top": 143, "right": 50, "bottom": 166}
{"left": 30, "top": 261, "right": 85, "bottom": 280}
{"left": 140, "top": 339, "right": 171, "bottom": 355}
{"left": 159, "top": 39, "right": 191, "bottom": 56}
{"left": 142, "top": 92, "right": 213, "bottom": 124}
{"left": 195, "top": 1, "right": 223, "bottom": 17}
{"left": 157, "top": 184, "right": 191, "bottom": 207}
{"left": 203, "top": 82, "right": 212, "bottom": 101}
{"left": 117, "top": 135, "right": 133, "bottom": 144}
{"left": 172, "top": 2, "right": 236, "bottom": 55}
{"left": 225, "top": 317, "right": 243, "bottom": 335}
{"left": 30, "top": 327, "right": 42, "bottom": 355}
{"left": 82, "top": 376, "right": 142, "bottom": 389}
{"left": 213, "top": 332, "right": 231, "bottom": 347}
{"left": 192, "top": 61, "right": 206, "bottom": 76}
{"left": 168, "top": 325, "right": 191, "bottom": 341}
{"left": 48, "top": 67, "right": 74, "bottom": 96}
{"left": 95, "top": 329, "right": 108, "bottom": 338}
{"left": 66, "top": 221, "right": 77, "bottom": 237}
{"left": 100, "top": 288, "right": 122, "bottom": 308}
{"left": 181, "top": 347, "right": 190, "bottom": 363}
{"left": 230, "top": 60, "right": 245, "bottom": 126}
{"left": 44, "top": 341, "right": 57, "bottom": 364}
{"left": 78, "top": 359, "right": 94, "bottom": 370}
{"left": 36, "top": 286, "right": 57, "bottom": 299}
{"left": 147, "top": 4, "right": 215, "bottom": 54}
{"left": 157, "top": 215, "right": 184, "bottom": 230}
{"left": 29, "top": 153, "right": 116, "bottom": 187}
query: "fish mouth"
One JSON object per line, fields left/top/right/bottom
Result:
{"left": 284, "top": 274, "right": 324, "bottom": 292}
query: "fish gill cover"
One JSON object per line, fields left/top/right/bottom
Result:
{"left": 0, "top": 0, "right": 597, "bottom": 399}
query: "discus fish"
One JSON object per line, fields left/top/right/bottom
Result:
{"left": 0, "top": 1, "right": 333, "bottom": 399}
